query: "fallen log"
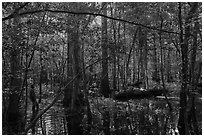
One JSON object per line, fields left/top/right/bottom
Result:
{"left": 114, "top": 88, "right": 169, "bottom": 101}
{"left": 156, "top": 96, "right": 180, "bottom": 101}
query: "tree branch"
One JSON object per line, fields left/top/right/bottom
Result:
{"left": 3, "top": 9, "right": 180, "bottom": 35}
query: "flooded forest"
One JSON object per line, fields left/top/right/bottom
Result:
{"left": 2, "top": 2, "right": 202, "bottom": 135}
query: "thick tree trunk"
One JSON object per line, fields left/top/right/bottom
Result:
{"left": 69, "top": 27, "right": 83, "bottom": 134}
{"left": 101, "top": 2, "right": 111, "bottom": 97}
{"left": 102, "top": 110, "right": 110, "bottom": 134}
{"left": 64, "top": 8, "right": 84, "bottom": 133}
{"left": 178, "top": 3, "right": 187, "bottom": 134}
{"left": 6, "top": 5, "right": 24, "bottom": 134}
{"left": 187, "top": 20, "right": 199, "bottom": 135}
{"left": 29, "top": 85, "right": 39, "bottom": 134}
{"left": 178, "top": 2, "right": 198, "bottom": 135}
{"left": 63, "top": 17, "right": 73, "bottom": 106}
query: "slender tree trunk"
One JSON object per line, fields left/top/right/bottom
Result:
{"left": 110, "top": 3, "right": 117, "bottom": 90}
{"left": 123, "top": 21, "right": 126, "bottom": 87}
{"left": 117, "top": 11, "right": 121, "bottom": 91}
{"left": 24, "top": 36, "right": 29, "bottom": 127}
{"left": 39, "top": 43, "right": 42, "bottom": 104}
{"left": 132, "top": 46, "right": 137, "bottom": 83}
{"left": 81, "top": 42, "right": 92, "bottom": 134}
{"left": 143, "top": 30, "right": 148, "bottom": 88}
{"left": 138, "top": 27, "right": 144, "bottom": 82}
{"left": 167, "top": 47, "right": 172, "bottom": 82}
{"left": 152, "top": 33, "right": 160, "bottom": 82}
{"left": 126, "top": 28, "right": 138, "bottom": 84}
{"left": 177, "top": 6, "right": 185, "bottom": 132}
{"left": 29, "top": 85, "right": 39, "bottom": 134}
{"left": 159, "top": 15, "right": 165, "bottom": 89}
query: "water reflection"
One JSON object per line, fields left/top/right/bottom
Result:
{"left": 30, "top": 97, "right": 199, "bottom": 135}
{"left": 35, "top": 102, "right": 67, "bottom": 135}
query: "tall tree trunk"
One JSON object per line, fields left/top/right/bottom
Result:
{"left": 63, "top": 24, "right": 73, "bottom": 106}
{"left": 126, "top": 28, "right": 138, "bottom": 83}
{"left": 178, "top": 2, "right": 198, "bottom": 134}
{"left": 63, "top": 4, "right": 84, "bottom": 133}
{"left": 123, "top": 20, "right": 126, "bottom": 87}
{"left": 81, "top": 35, "right": 92, "bottom": 135}
{"left": 70, "top": 25, "right": 83, "bottom": 134}
{"left": 152, "top": 33, "right": 160, "bottom": 82}
{"left": 6, "top": 4, "right": 24, "bottom": 134}
{"left": 117, "top": 11, "right": 121, "bottom": 91}
{"left": 101, "top": 2, "right": 111, "bottom": 98}
{"left": 24, "top": 35, "right": 29, "bottom": 130}
{"left": 159, "top": 14, "right": 165, "bottom": 89}
{"left": 187, "top": 16, "right": 199, "bottom": 135}
{"left": 159, "top": 12, "right": 172, "bottom": 112}
{"left": 29, "top": 85, "right": 39, "bottom": 134}
{"left": 132, "top": 46, "right": 137, "bottom": 83}
{"left": 65, "top": 21, "right": 83, "bottom": 134}
{"left": 166, "top": 47, "right": 172, "bottom": 82}
{"left": 177, "top": 3, "right": 188, "bottom": 133}
{"left": 110, "top": 3, "right": 117, "bottom": 90}
{"left": 39, "top": 43, "right": 42, "bottom": 104}
{"left": 143, "top": 30, "right": 148, "bottom": 88}
{"left": 138, "top": 27, "right": 144, "bottom": 82}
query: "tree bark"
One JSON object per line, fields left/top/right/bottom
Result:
{"left": 6, "top": 3, "right": 24, "bottom": 134}
{"left": 178, "top": 2, "right": 198, "bottom": 134}
{"left": 138, "top": 27, "right": 144, "bottom": 82}
{"left": 110, "top": 3, "right": 117, "bottom": 90}
{"left": 187, "top": 19, "right": 199, "bottom": 135}
{"left": 152, "top": 33, "right": 160, "bottom": 82}
{"left": 100, "top": 2, "right": 111, "bottom": 98}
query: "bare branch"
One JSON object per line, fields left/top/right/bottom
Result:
{"left": 2, "top": 9, "right": 180, "bottom": 35}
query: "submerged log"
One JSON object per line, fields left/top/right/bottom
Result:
{"left": 114, "top": 88, "right": 168, "bottom": 101}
